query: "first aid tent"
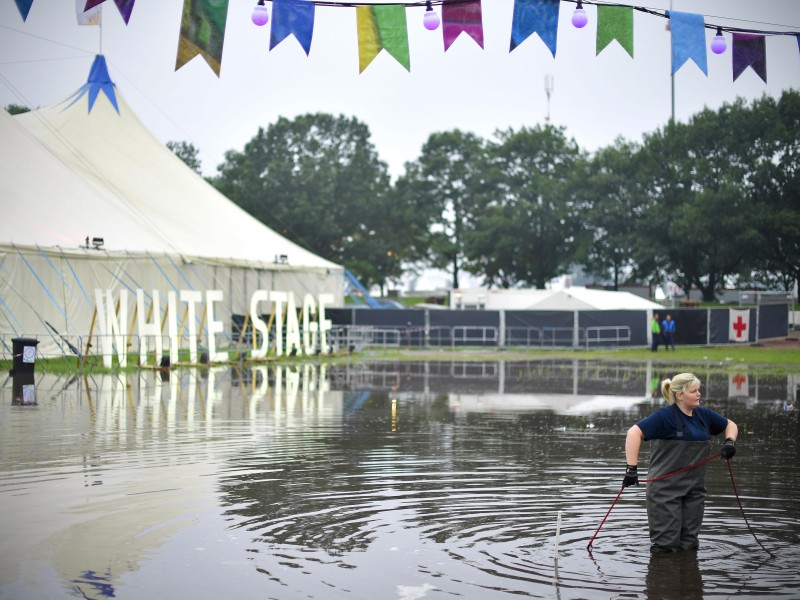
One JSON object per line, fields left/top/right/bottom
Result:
{"left": 0, "top": 55, "right": 343, "bottom": 358}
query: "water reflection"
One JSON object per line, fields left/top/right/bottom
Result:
{"left": 0, "top": 360, "right": 798, "bottom": 599}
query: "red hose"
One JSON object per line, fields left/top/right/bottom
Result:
{"left": 587, "top": 452, "right": 721, "bottom": 550}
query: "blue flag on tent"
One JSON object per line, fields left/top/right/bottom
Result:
{"left": 510, "top": 0, "right": 560, "bottom": 57}
{"left": 669, "top": 10, "right": 707, "bottom": 75}
{"left": 270, "top": 0, "right": 316, "bottom": 56}
{"left": 66, "top": 55, "right": 120, "bottom": 114}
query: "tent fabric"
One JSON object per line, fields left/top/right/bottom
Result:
{"left": 0, "top": 57, "right": 343, "bottom": 352}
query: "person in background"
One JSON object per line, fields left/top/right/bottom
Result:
{"left": 651, "top": 312, "right": 661, "bottom": 352}
{"left": 662, "top": 314, "right": 676, "bottom": 351}
{"left": 622, "top": 373, "right": 738, "bottom": 553}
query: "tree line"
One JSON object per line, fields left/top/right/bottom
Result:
{"left": 195, "top": 92, "right": 799, "bottom": 301}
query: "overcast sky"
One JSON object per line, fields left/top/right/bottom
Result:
{"left": 1, "top": 0, "right": 798, "bottom": 182}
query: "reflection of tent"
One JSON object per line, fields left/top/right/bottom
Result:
{"left": 449, "top": 393, "right": 643, "bottom": 415}
{"left": 1, "top": 55, "right": 342, "bottom": 350}
{"left": 450, "top": 287, "right": 662, "bottom": 311}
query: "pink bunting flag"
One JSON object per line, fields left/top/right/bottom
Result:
{"left": 443, "top": 0, "right": 484, "bottom": 51}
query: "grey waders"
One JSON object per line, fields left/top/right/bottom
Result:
{"left": 646, "top": 405, "right": 710, "bottom": 552}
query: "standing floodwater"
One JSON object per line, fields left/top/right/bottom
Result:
{"left": 1, "top": 360, "right": 798, "bottom": 599}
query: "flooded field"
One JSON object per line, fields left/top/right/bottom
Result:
{"left": 1, "top": 360, "right": 799, "bottom": 599}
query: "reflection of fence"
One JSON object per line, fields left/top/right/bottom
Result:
{"left": 585, "top": 326, "right": 631, "bottom": 349}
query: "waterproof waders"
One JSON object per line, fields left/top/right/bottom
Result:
{"left": 646, "top": 406, "right": 710, "bottom": 552}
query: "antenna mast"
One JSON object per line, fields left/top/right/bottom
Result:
{"left": 544, "top": 74, "right": 554, "bottom": 123}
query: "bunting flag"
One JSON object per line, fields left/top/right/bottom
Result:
{"left": 84, "top": 0, "right": 135, "bottom": 25}
{"left": 270, "top": 0, "right": 316, "bottom": 56}
{"left": 596, "top": 5, "right": 633, "bottom": 58}
{"left": 14, "top": 0, "right": 33, "bottom": 21}
{"left": 669, "top": 11, "right": 707, "bottom": 75}
{"left": 729, "top": 309, "right": 750, "bottom": 343}
{"left": 357, "top": 5, "right": 410, "bottom": 73}
{"left": 510, "top": 0, "right": 559, "bottom": 57}
{"left": 732, "top": 33, "right": 767, "bottom": 83}
{"left": 728, "top": 372, "right": 749, "bottom": 398}
{"left": 443, "top": 0, "right": 483, "bottom": 52}
{"left": 66, "top": 54, "right": 119, "bottom": 114}
{"left": 175, "top": 0, "right": 229, "bottom": 77}
{"left": 77, "top": 0, "right": 101, "bottom": 25}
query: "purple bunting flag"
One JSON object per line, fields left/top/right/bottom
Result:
{"left": 732, "top": 33, "right": 767, "bottom": 83}
{"left": 443, "top": 0, "right": 484, "bottom": 51}
{"left": 510, "top": 0, "right": 559, "bottom": 57}
{"left": 14, "top": 0, "right": 33, "bottom": 21}
{"left": 270, "top": 0, "right": 315, "bottom": 56}
{"left": 84, "top": 0, "right": 136, "bottom": 24}
{"left": 669, "top": 11, "right": 707, "bottom": 75}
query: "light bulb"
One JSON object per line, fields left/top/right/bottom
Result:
{"left": 711, "top": 27, "right": 727, "bottom": 54}
{"left": 572, "top": 2, "right": 588, "bottom": 29}
{"left": 423, "top": 1, "right": 440, "bottom": 31}
{"left": 252, "top": 1, "right": 269, "bottom": 27}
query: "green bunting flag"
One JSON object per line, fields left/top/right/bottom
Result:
{"left": 356, "top": 5, "right": 410, "bottom": 74}
{"left": 175, "top": 0, "right": 229, "bottom": 77}
{"left": 596, "top": 5, "right": 633, "bottom": 57}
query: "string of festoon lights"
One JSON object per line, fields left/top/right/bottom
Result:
{"left": 249, "top": 0, "right": 799, "bottom": 55}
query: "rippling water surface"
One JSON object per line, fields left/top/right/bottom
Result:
{"left": 1, "top": 360, "right": 799, "bottom": 599}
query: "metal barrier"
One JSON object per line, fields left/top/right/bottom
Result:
{"left": 329, "top": 326, "right": 402, "bottom": 352}
{"left": 505, "top": 326, "right": 543, "bottom": 346}
{"left": 541, "top": 327, "right": 577, "bottom": 347}
{"left": 585, "top": 326, "right": 631, "bottom": 348}
{"left": 451, "top": 326, "right": 498, "bottom": 347}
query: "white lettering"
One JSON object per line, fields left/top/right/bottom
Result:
{"left": 206, "top": 290, "right": 228, "bottom": 363}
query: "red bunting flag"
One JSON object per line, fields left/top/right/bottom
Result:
{"left": 443, "top": 0, "right": 484, "bottom": 51}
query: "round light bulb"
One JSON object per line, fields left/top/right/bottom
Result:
{"left": 711, "top": 31, "right": 727, "bottom": 54}
{"left": 423, "top": 9, "right": 440, "bottom": 31}
{"left": 252, "top": 3, "right": 269, "bottom": 27}
{"left": 572, "top": 7, "right": 588, "bottom": 29}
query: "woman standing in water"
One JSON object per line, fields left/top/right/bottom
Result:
{"left": 622, "top": 373, "right": 738, "bottom": 552}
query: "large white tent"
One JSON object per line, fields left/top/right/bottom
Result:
{"left": 0, "top": 55, "right": 343, "bottom": 359}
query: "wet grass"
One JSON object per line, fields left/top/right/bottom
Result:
{"left": 359, "top": 344, "right": 800, "bottom": 371}
{"left": 4, "top": 341, "right": 799, "bottom": 376}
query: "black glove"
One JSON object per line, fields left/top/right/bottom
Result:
{"left": 622, "top": 464, "right": 639, "bottom": 488}
{"left": 721, "top": 438, "right": 736, "bottom": 460}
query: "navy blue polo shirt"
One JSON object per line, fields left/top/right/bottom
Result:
{"left": 637, "top": 405, "right": 729, "bottom": 442}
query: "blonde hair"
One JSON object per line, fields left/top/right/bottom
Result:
{"left": 661, "top": 373, "right": 701, "bottom": 405}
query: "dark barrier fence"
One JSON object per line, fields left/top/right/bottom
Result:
{"left": 324, "top": 303, "right": 789, "bottom": 350}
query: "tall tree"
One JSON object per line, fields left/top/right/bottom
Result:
{"left": 636, "top": 99, "right": 767, "bottom": 301}
{"left": 578, "top": 140, "right": 643, "bottom": 290}
{"left": 403, "top": 130, "right": 487, "bottom": 289}
{"left": 748, "top": 91, "right": 800, "bottom": 296}
{"left": 211, "top": 113, "right": 396, "bottom": 289}
{"left": 167, "top": 140, "right": 202, "bottom": 174}
{"left": 467, "top": 125, "right": 585, "bottom": 289}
